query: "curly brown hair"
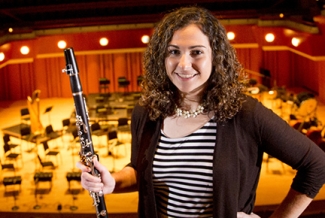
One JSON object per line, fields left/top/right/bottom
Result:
{"left": 140, "top": 6, "right": 246, "bottom": 122}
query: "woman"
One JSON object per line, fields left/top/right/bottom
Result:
{"left": 77, "top": 6, "right": 325, "bottom": 217}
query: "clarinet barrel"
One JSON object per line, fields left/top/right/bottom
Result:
{"left": 63, "top": 47, "right": 108, "bottom": 218}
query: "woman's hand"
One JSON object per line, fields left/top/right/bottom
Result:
{"left": 237, "top": 212, "right": 261, "bottom": 218}
{"left": 76, "top": 157, "right": 116, "bottom": 195}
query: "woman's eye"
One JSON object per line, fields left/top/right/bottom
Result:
{"left": 190, "top": 50, "right": 203, "bottom": 56}
{"left": 168, "top": 50, "right": 180, "bottom": 55}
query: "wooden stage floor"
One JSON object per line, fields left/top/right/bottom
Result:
{"left": 0, "top": 91, "right": 325, "bottom": 217}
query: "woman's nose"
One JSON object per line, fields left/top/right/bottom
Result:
{"left": 178, "top": 54, "right": 192, "bottom": 70}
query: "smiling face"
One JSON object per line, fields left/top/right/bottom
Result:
{"left": 165, "top": 23, "right": 213, "bottom": 96}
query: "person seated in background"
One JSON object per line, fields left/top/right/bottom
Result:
{"left": 77, "top": 6, "right": 325, "bottom": 218}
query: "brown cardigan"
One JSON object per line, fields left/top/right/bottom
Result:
{"left": 129, "top": 96, "right": 325, "bottom": 217}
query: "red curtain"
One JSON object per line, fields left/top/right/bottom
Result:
{"left": 0, "top": 52, "right": 144, "bottom": 101}
{"left": 0, "top": 49, "right": 325, "bottom": 103}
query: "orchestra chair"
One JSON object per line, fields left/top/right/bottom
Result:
{"left": 117, "top": 76, "right": 130, "bottom": 94}
{"left": 66, "top": 170, "right": 82, "bottom": 211}
{"left": 3, "top": 176, "right": 22, "bottom": 192}
{"left": 117, "top": 117, "right": 131, "bottom": 142}
{"left": 3, "top": 135, "right": 22, "bottom": 165}
{"left": 91, "top": 122, "right": 108, "bottom": 147}
{"left": 95, "top": 96, "right": 105, "bottom": 104}
{"left": 67, "top": 128, "right": 80, "bottom": 152}
{"left": 107, "top": 130, "right": 127, "bottom": 172}
{"left": 42, "top": 141, "right": 61, "bottom": 166}
{"left": 1, "top": 158, "right": 15, "bottom": 173}
{"left": 3, "top": 134, "right": 19, "bottom": 150}
{"left": 1, "top": 158, "right": 21, "bottom": 211}
{"left": 19, "top": 125, "right": 34, "bottom": 152}
{"left": 99, "top": 77, "right": 110, "bottom": 94}
{"left": 95, "top": 105, "right": 111, "bottom": 122}
{"left": 20, "top": 125, "right": 32, "bottom": 142}
{"left": 33, "top": 171, "right": 53, "bottom": 210}
{"left": 20, "top": 108, "right": 30, "bottom": 125}
{"left": 66, "top": 171, "right": 82, "bottom": 191}
{"left": 3, "top": 143, "right": 23, "bottom": 168}
{"left": 37, "top": 154, "right": 55, "bottom": 170}
{"left": 43, "top": 106, "right": 53, "bottom": 125}
{"left": 34, "top": 171, "right": 53, "bottom": 190}
{"left": 2, "top": 175, "right": 22, "bottom": 211}
{"left": 62, "top": 118, "right": 76, "bottom": 141}
{"left": 45, "top": 124, "right": 63, "bottom": 146}
{"left": 62, "top": 118, "right": 75, "bottom": 132}
{"left": 66, "top": 130, "right": 82, "bottom": 196}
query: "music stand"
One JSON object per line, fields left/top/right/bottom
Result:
{"left": 44, "top": 106, "right": 53, "bottom": 125}
{"left": 99, "top": 78, "right": 110, "bottom": 92}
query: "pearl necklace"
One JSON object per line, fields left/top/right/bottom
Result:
{"left": 175, "top": 104, "right": 205, "bottom": 118}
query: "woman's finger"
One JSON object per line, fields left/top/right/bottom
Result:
{"left": 237, "top": 212, "right": 261, "bottom": 218}
{"left": 80, "top": 171, "right": 103, "bottom": 191}
{"left": 76, "top": 161, "right": 90, "bottom": 172}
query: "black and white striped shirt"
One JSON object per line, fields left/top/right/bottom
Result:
{"left": 153, "top": 120, "right": 217, "bottom": 218}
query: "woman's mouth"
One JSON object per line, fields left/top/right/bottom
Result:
{"left": 176, "top": 73, "right": 197, "bottom": 79}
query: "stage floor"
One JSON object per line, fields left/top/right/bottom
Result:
{"left": 0, "top": 92, "right": 325, "bottom": 217}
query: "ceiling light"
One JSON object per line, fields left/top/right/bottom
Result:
{"left": 291, "top": 37, "right": 301, "bottom": 47}
{"left": 227, "top": 32, "right": 235, "bottom": 40}
{"left": 20, "top": 46, "right": 30, "bottom": 55}
{"left": 0, "top": 52, "right": 5, "bottom": 61}
{"left": 265, "top": 33, "right": 275, "bottom": 42}
{"left": 99, "top": 37, "right": 109, "bottom": 46}
{"left": 141, "top": 35, "right": 150, "bottom": 44}
{"left": 58, "top": 40, "right": 67, "bottom": 49}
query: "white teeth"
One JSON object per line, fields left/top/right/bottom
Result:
{"left": 177, "top": 73, "right": 195, "bottom": 78}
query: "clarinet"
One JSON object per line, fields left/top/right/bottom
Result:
{"left": 62, "top": 47, "right": 108, "bottom": 218}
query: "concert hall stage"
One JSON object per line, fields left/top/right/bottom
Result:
{"left": 1, "top": 92, "right": 139, "bottom": 140}
{"left": 1, "top": 93, "right": 325, "bottom": 217}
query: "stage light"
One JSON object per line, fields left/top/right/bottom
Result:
{"left": 141, "top": 35, "right": 150, "bottom": 44}
{"left": 291, "top": 37, "right": 301, "bottom": 47}
{"left": 20, "top": 46, "right": 30, "bottom": 55}
{"left": 227, "top": 32, "right": 235, "bottom": 40}
{"left": 58, "top": 40, "right": 67, "bottom": 49}
{"left": 0, "top": 52, "right": 4, "bottom": 61}
{"left": 265, "top": 33, "right": 275, "bottom": 42}
{"left": 8, "top": 28, "right": 13, "bottom": 33}
{"left": 99, "top": 37, "right": 109, "bottom": 46}
{"left": 279, "top": 13, "right": 284, "bottom": 18}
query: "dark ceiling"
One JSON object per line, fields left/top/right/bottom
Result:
{"left": 0, "top": 0, "right": 324, "bottom": 36}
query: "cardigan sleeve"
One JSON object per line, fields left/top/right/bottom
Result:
{"left": 129, "top": 104, "right": 146, "bottom": 169}
{"left": 252, "top": 98, "right": 325, "bottom": 198}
